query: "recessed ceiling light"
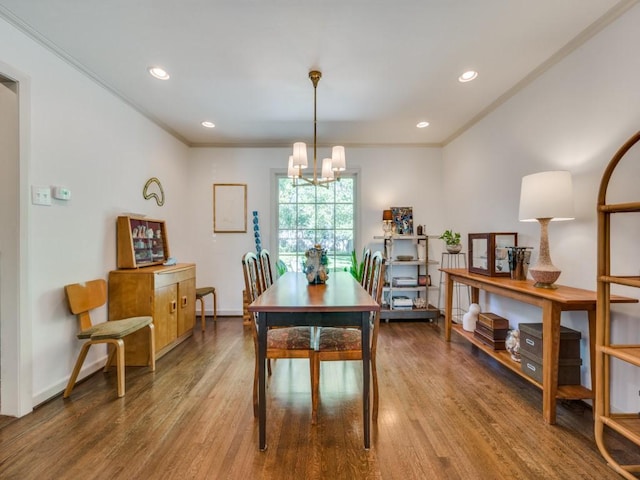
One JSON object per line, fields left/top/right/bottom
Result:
{"left": 458, "top": 70, "right": 478, "bottom": 83}
{"left": 201, "top": 121, "right": 215, "bottom": 128}
{"left": 416, "top": 121, "right": 430, "bottom": 128}
{"left": 148, "top": 66, "right": 170, "bottom": 80}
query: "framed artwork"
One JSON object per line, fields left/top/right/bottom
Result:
{"left": 213, "top": 183, "right": 247, "bottom": 233}
{"left": 468, "top": 232, "right": 517, "bottom": 276}
{"left": 390, "top": 207, "right": 413, "bottom": 235}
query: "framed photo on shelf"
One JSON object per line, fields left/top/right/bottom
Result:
{"left": 213, "top": 183, "right": 247, "bottom": 233}
{"left": 390, "top": 207, "right": 413, "bottom": 235}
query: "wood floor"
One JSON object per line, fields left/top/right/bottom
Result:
{"left": 1, "top": 317, "right": 638, "bottom": 479}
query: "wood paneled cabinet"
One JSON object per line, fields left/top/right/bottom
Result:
{"left": 108, "top": 263, "right": 196, "bottom": 365}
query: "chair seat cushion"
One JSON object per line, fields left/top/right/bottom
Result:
{"left": 267, "top": 327, "right": 312, "bottom": 350}
{"left": 317, "top": 327, "right": 361, "bottom": 351}
{"left": 78, "top": 316, "right": 153, "bottom": 340}
{"left": 196, "top": 287, "right": 216, "bottom": 298}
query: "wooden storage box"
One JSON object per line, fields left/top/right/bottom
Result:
{"left": 473, "top": 327, "right": 506, "bottom": 350}
{"left": 520, "top": 350, "right": 582, "bottom": 385}
{"left": 478, "top": 312, "right": 509, "bottom": 330}
{"left": 117, "top": 215, "right": 170, "bottom": 269}
{"left": 519, "top": 322, "right": 581, "bottom": 359}
{"left": 475, "top": 323, "right": 509, "bottom": 340}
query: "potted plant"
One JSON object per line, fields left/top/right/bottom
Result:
{"left": 440, "top": 229, "right": 462, "bottom": 253}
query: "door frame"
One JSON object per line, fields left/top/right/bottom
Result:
{"left": 0, "top": 60, "right": 32, "bottom": 417}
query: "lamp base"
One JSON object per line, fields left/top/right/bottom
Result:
{"left": 529, "top": 267, "right": 561, "bottom": 289}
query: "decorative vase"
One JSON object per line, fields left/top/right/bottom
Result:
{"left": 304, "top": 244, "right": 329, "bottom": 284}
{"left": 506, "top": 246, "right": 532, "bottom": 281}
{"left": 446, "top": 244, "right": 462, "bottom": 254}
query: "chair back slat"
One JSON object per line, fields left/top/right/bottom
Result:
{"left": 259, "top": 249, "right": 273, "bottom": 290}
{"left": 365, "top": 251, "right": 383, "bottom": 295}
{"left": 369, "top": 252, "right": 385, "bottom": 303}
{"left": 242, "top": 252, "right": 262, "bottom": 304}
{"left": 360, "top": 248, "right": 372, "bottom": 288}
{"left": 65, "top": 279, "right": 107, "bottom": 331}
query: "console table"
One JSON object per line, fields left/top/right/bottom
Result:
{"left": 441, "top": 268, "right": 637, "bottom": 425}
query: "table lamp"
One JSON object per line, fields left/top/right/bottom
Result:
{"left": 382, "top": 209, "right": 393, "bottom": 236}
{"left": 518, "top": 170, "right": 574, "bottom": 288}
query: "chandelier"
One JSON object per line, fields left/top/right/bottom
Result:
{"left": 287, "top": 70, "right": 346, "bottom": 186}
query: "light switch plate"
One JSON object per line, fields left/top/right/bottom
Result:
{"left": 31, "top": 186, "right": 52, "bottom": 206}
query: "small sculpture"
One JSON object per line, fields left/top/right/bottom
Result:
{"left": 462, "top": 303, "right": 480, "bottom": 332}
{"left": 505, "top": 329, "right": 521, "bottom": 362}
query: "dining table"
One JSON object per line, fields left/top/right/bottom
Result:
{"left": 248, "top": 271, "right": 380, "bottom": 450}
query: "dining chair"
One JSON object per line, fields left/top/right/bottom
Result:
{"left": 63, "top": 279, "right": 155, "bottom": 398}
{"left": 259, "top": 249, "right": 273, "bottom": 291}
{"left": 242, "top": 252, "right": 316, "bottom": 418}
{"left": 311, "top": 251, "right": 385, "bottom": 423}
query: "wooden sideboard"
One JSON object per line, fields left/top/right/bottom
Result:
{"left": 108, "top": 263, "right": 196, "bottom": 365}
{"left": 441, "top": 268, "right": 637, "bottom": 425}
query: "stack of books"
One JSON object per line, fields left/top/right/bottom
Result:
{"left": 392, "top": 277, "right": 417, "bottom": 287}
{"left": 392, "top": 296, "right": 413, "bottom": 310}
{"left": 473, "top": 313, "right": 509, "bottom": 350}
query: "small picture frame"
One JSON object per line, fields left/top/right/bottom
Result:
{"left": 390, "top": 207, "right": 413, "bottom": 235}
{"left": 468, "top": 232, "right": 518, "bottom": 276}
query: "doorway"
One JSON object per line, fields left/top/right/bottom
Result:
{"left": 0, "top": 67, "right": 31, "bottom": 417}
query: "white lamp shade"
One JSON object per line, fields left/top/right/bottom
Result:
{"left": 287, "top": 155, "right": 296, "bottom": 178}
{"left": 292, "top": 142, "right": 308, "bottom": 168}
{"left": 331, "top": 145, "right": 346, "bottom": 171}
{"left": 321, "top": 158, "right": 335, "bottom": 180}
{"left": 519, "top": 170, "right": 575, "bottom": 222}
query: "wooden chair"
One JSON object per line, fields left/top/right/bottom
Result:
{"left": 258, "top": 249, "right": 273, "bottom": 291}
{"left": 311, "top": 251, "right": 385, "bottom": 423}
{"left": 195, "top": 286, "right": 217, "bottom": 332}
{"left": 242, "top": 252, "right": 315, "bottom": 418}
{"left": 63, "top": 279, "right": 155, "bottom": 398}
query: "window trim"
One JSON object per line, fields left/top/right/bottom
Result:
{"left": 271, "top": 168, "right": 360, "bottom": 273}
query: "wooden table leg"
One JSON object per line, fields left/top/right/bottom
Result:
{"left": 361, "top": 311, "right": 371, "bottom": 449}
{"left": 542, "top": 300, "right": 561, "bottom": 424}
{"left": 445, "top": 273, "right": 453, "bottom": 341}
{"left": 258, "top": 312, "right": 267, "bottom": 450}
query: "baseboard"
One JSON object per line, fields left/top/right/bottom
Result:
{"left": 32, "top": 356, "right": 107, "bottom": 407}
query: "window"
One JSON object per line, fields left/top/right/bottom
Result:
{"left": 277, "top": 174, "right": 357, "bottom": 274}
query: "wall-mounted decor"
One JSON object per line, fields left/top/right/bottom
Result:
{"left": 468, "top": 232, "right": 518, "bottom": 276}
{"left": 213, "top": 183, "right": 247, "bottom": 233}
{"left": 143, "top": 177, "right": 165, "bottom": 206}
{"left": 390, "top": 207, "right": 413, "bottom": 235}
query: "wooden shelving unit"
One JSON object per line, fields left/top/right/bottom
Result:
{"left": 595, "top": 131, "right": 640, "bottom": 479}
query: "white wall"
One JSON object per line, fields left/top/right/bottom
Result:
{"left": 0, "top": 16, "right": 191, "bottom": 411}
{"left": 187, "top": 146, "right": 444, "bottom": 315}
{"left": 443, "top": 4, "right": 640, "bottom": 410}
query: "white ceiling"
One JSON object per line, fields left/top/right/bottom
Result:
{"left": 0, "top": 1, "right": 634, "bottom": 147}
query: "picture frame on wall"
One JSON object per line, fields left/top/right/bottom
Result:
{"left": 390, "top": 207, "right": 413, "bottom": 235}
{"left": 213, "top": 183, "right": 247, "bottom": 233}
